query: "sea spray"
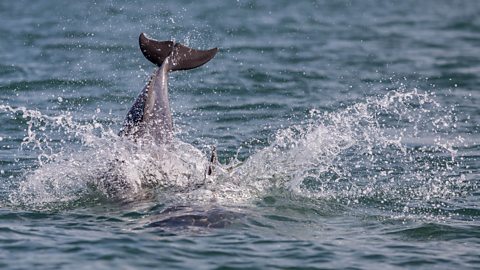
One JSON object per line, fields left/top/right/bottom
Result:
{"left": 0, "top": 104, "right": 208, "bottom": 208}
{"left": 227, "top": 89, "right": 471, "bottom": 219}
{"left": 0, "top": 90, "right": 474, "bottom": 218}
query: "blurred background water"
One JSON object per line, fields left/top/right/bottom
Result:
{"left": 0, "top": 0, "right": 479, "bottom": 269}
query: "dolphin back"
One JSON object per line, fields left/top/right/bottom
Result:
{"left": 139, "top": 33, "right": 217, "bottom": 71}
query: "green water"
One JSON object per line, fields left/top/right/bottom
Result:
{"left": 0, "top": 0, "right": 479, "bottom": 269}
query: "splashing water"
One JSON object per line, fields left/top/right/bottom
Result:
{"left": 0, "top": 104, "right": 209, "bottom": 207}
{"left": 0, "top": 90, "right": 474, "bottom": 218}
{"left": 226, "top": 89, "right": 472, "bottom": 219}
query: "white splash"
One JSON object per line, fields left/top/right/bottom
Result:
{"left": 0, "top": 89, "right": 472, "bottom": 216}
{"left": 223, "top": 89, "right": 470, "bottom": 218}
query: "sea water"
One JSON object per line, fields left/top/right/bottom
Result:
{"left": 0, "top": 1, "right": 479, "bottom": 269}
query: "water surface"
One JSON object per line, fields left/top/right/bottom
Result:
{"left": 0, "top": 0, "right": 479, "bottom": 269}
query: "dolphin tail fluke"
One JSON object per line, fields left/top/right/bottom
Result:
{"left": 139, "top": 33, "right": 174, "bottom": 66}
{"left": 139, "top": 32, "right": 217, "bottom": 71}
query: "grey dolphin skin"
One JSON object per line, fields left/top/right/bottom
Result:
{"left": 119, "top": 33, "right": 217, "bottom": 144}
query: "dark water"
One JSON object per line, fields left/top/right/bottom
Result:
{"left": 1, "top": 0, "right": 479, "bottom": 269}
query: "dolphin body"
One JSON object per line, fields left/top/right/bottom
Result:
{"left": 105, "top": 35, "right": 240, "bottom": 229}
{"left": 119, "top": 33, "right": 218, "bottom": 144}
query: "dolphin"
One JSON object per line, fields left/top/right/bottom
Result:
{"left": 119, "top": 33, "right": 218, "bottom": 145}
